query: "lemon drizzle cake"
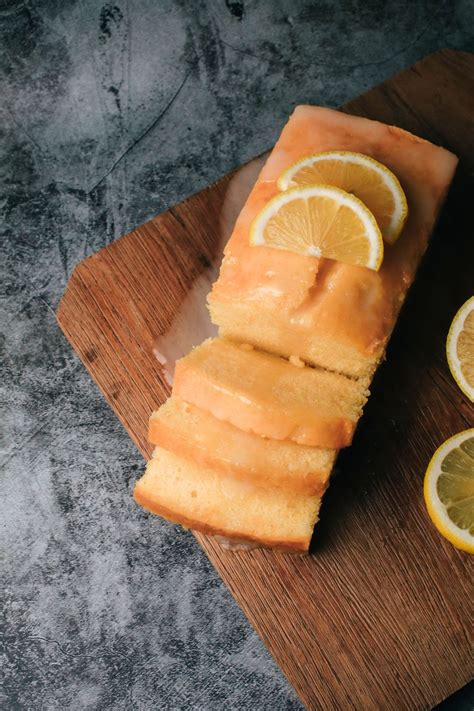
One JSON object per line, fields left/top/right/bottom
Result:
{"left": 134, "top": 106, "right": 458, "bottom": 552}
{"left": 209, "top": 106, "right": 458, "bottom": 379}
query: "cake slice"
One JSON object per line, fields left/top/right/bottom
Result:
{"left": 173, "top": 338, "right": 369, "bottom": 449}
{"left": 208, "top": 106, "right": 458, "bottom": 379}
{"left": 149, "top": 397, "right": 336, "bottom": 495}
{"left": 134, "top": 446, "right": 320, "bottom": 552}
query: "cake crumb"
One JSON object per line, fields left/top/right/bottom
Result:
{"left": 289, "top": 354, "right": 305, "bottom": 368}
{"left": 239, "top": 343, "right": 254, "bottom": 351}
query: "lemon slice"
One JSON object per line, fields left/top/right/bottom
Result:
{"left": 424, "top": 429, "right": 474, "bottom": 553}
{"left": 277, "top": 151, "right": 408, "bottom": 244}
{"left": 446, "top": 297, "right": 474, "bottom": 402}
{"left": 250, "top": 185, "right": 384, "bottom": 270}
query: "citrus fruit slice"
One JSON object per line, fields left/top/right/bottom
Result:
{"left": 446, "top": 296, "right": 474, "bottom": 402}
{"left": 424, "top": 429, "right": 474, "bottom": 553}
{"left": 277, "top": 151, "right": 408, "bottom": 244}
{"left": 249, "top": 185, "right": 384, "bottom": 270}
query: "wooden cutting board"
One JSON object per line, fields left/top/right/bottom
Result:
{"left": 57, "top": 50, "right": 474, "bottom": 710}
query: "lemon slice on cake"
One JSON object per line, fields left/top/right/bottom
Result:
{"left": 424, "top": 429, "right": 474, "bottom": 553}
{"left": 250, "top": 185, "right": 384, "bottom": 270}
{"left": 446, "top": 296, "right": 474, "bottom": 402}
{"left": 277, "top": 151, "right": 408, "bottom": 244}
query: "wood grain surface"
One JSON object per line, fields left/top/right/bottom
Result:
{"left": 57, "top": 50, "right": 474, "bottom": 710}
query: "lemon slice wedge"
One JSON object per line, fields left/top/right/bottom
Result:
{"left": 446, "top": 296, "right": 474, "bottom": 402}
{"left": 424, "top": 429, "right": 474, "bottom": 553}
{"left": 277, "top": 151, "right": 408, "bottom": 244}
{"left": 250, "top": 185, "right": 384, "bottom": 270}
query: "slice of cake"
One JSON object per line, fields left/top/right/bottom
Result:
{"left": 149, "top": 397, "right": 336, "bottom": 495}
{"left": 208, "top": 106, "right": 458, "bottom": 379}
{"left": 173, "top": 337, "right": 369, "bottom": 449}
{"left": 134, "top": 446, "right": 320, "bottom": 552}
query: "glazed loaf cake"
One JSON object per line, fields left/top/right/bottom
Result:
{"left": 208, "top": 106, "right": 458, "bottom": 379}
{"left": 134, "top": 106, "right": 458, "bottom": 553}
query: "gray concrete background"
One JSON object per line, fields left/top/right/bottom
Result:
{"left": 1, "top": 1, "right": 473, "bottom": 709}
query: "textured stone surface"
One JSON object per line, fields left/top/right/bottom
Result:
{"left": 1, "top": 1, "right": 473, "bottom": 709}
